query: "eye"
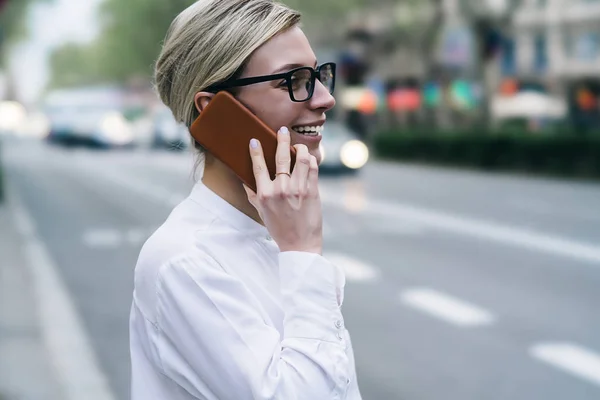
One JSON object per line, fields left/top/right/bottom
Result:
{"left": 290, "top": 75, "right": 309, "bottom": 90}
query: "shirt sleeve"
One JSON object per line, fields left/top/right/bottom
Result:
{"left": 154, "top": 250, "right": 352, "bottom": 400}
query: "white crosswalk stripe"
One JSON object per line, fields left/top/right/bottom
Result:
{"left": 82, "top": 228, "right": 153, "bottom": 248}
{"left": 400, "top": 288, "right": 495, "bottom": 327}
{"left": 324, "top": 252, "right": 380, "bottom": 282}
{"left": 83, "top": 229, "right": 123, "bottom": 248}
{"left": 531, "top": 343, "right": 600, "bottom": 387}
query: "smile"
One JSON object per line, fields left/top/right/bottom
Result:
{"left": 292, "top": 125, "right": 323, "bottom": 136}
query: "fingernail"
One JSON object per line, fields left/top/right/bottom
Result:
{"left": 250, "top": 138, "right": 258, "bottom": 149}
{"left": 279, "top": 126, "right": 289, "bottom": 135}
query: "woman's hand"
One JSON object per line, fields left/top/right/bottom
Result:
{"left": 243, "top": 126, "right": 323, "bottom": 255}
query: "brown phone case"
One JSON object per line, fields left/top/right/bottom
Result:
{"left": 189, "top": 91, "right": 296, "bottom": 193}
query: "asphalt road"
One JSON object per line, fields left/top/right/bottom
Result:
{"left": 3, "top": 138, "right": 600, "bottom": 400}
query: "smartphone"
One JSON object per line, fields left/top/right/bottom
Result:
{"left": 189, "top": 91, "right": 296, "bottom": 193}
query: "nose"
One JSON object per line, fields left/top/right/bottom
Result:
{"left": 308, "top": 79, "right": 336, "bottom": 112}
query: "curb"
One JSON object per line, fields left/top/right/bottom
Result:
{"left": 0, "top": 201, "right": 62, "bottom": 399}
{"left": 2, "top": 177, "right": 116, "bottom": 400}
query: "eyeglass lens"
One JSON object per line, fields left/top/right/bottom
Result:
{"left": 290, "top": 64, "right": 335, "bottom": 101}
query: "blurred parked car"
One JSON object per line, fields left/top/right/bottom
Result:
{"left": 150, "top": 106, "right": 190, "bottom": 150}
{"left": 46, "top": 106, "right": 135, "bottom": 149}
{"left": 319, "top": 121, "right": 369, "bottom": 174}
{"left": 43, "top": 86, "right": 136, "bottom": 149}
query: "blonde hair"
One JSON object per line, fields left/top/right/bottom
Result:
{"left": 154, "top": 0, "right": 301, "bottom": 160}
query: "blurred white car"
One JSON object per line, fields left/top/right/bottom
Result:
{"left": 319, "top": 122, "right": 369, "bottom": 173}
{"left": 43, "top": 86, "right": 136, "bottom": 149}
{"left": 150, "top": 106, "right": 190, "bottom": 150}
{"left": 46, "top": 106, "right": 135, "bottom": 148}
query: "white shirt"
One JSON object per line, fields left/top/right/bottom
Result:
{"left": 129, "top": 181, "right": 362, "bottom": 400}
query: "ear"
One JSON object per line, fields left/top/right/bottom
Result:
{"left": 194, "top": 91, "right": 216, "bottom": 114}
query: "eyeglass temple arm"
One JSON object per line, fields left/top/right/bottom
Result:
{"left": 207, "top": 72, "right": 290, "bottom": 91}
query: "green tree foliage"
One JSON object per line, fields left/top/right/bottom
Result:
{"left": 47, "top": 42, "right": 105, "bottom": 89}
{"left": 48, "top": 0, "right": 513, "bottom": 89}
{"left": 48, "top": 0, "right": 197, "bottom": 88}
{"left": 47, "top": 0, "right": 390, "bottom": 88}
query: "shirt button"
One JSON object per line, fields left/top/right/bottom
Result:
{"left": 266, "top": 235, "right": 272, "bottom": 241}
{"left": 335, "top": 320, "right": 343, "bottom": 329}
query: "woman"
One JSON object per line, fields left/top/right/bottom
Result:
{"left": 129, "top": 1, "right": 362, "bottom": 399}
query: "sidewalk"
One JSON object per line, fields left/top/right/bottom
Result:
{"left": 0, "top": 201, "right": 62, "bottom": 400}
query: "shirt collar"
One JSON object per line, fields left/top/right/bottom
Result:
{"left": 189, "top": 181, "right": 269, "bottom": 238}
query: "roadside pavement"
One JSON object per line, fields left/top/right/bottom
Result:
{"left": 0, "top": 198, "right": 62, "bottom": 400}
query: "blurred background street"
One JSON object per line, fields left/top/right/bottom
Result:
{"left": 1, "top": 0, "right": 600, "bottom": 399}
{"left": 2, "top": 138, "right": 600, "bottom": 400}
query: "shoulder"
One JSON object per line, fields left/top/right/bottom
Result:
{"left": 132, "top": 199, "right": 221, "bottom": 323}
{"left": 133, "top": 245, "right": 226, "bottom": 323}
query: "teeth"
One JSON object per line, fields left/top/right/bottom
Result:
{"left": 294, "top": 125, "right": 323, "bottom": 136}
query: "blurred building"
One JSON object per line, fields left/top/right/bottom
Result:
{"left": 509, "top": 0, "right": 600, "bottom": 129}
{"left": 513, "top": 0, "right": 600, "bottom": 79}
{"left": 332, "top": 0, "right": 600, "bottom": 131}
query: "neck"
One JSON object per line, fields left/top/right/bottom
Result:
{"left": 200, "top": 154, "right": 263, "bottom": 225}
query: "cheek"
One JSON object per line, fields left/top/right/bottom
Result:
{"left": 265, "top": 108, "right": 298, "bottom": 133}
{"left": 252, "top": 97, "right": 301, "bottom": 132}
{"left": 239, "top": 89, "right": 303, "bottom": 135}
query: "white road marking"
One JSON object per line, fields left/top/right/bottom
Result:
{"left": 400, "top": 288, "right": 495, "bottom": 327}
{"left": 321, "top": 190, "right": 600, "bottom": 264}
{"left": 9, "top": 188, "right": 116, "bottom": 400}
{"left": 82, "top": 228, "right": 151, "bottom": 248}
{"left": 324, "top": 252, "right": 380, "bottom": 282}
{"left": 531, "top": 343, "right": 600, "bottom": 387}
{"left": 83, "top": 229, "right": 122, "bottom": 248}
{"left": 126, "top": 228, "right": 149, "bottom": 245}
{"left": 77, "top": 161, "right": 600, "bottom": 265}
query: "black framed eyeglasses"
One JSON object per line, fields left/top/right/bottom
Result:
{"left": 206, "top": 62, "right": 336, "bottom": 102}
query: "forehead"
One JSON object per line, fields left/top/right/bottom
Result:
{"left": 243, "top": 26, "right": 317, "bottom": 75}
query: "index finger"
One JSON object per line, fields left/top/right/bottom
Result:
{"left": 275, "top": 126, "right": 292, "bottom": 175}
{"left": 249, "top": 138, "right": 270, "bottom": 191}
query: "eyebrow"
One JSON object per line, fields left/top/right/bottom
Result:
{"left": 271, "top": 60, "right": 318, "bottom": 74}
